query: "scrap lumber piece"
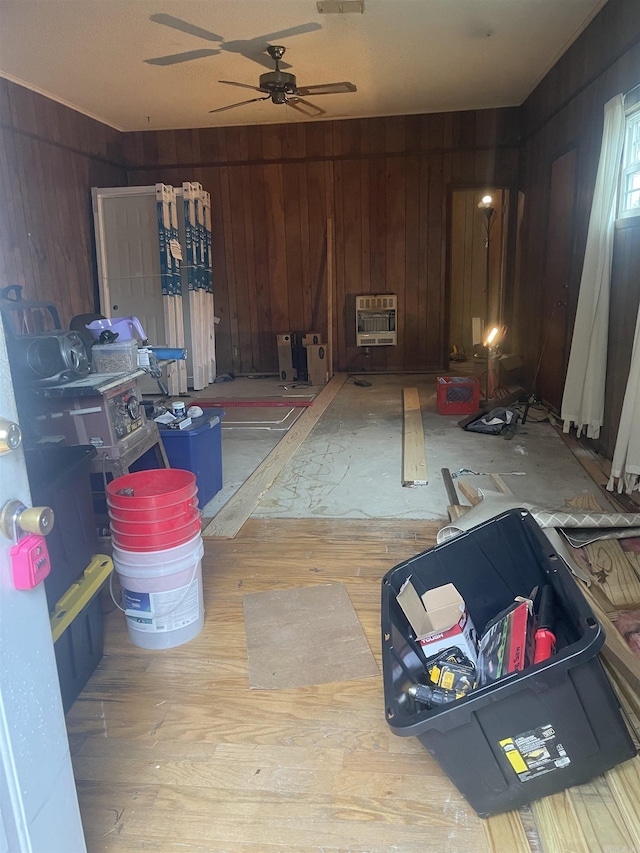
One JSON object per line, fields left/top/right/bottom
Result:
{"left": 531, "top": 791, "right": 590, "bottom": 853}
{"left": 566, "top": 775, "right": 636, "bottom": 853}
{"left": 605, "top": 757, "right": 640, "bottom": 849}
{"left": 457, "top": 479, "right": 482, "bottom": 506}
{"left": 202, "top": 374, "right": 347, "bottom": 538}
{"left": 481, "top": 810, "right": 530, "bottom": 853}
{"left": 490, "top": 473, "right": 514, "bottom": 496}
{"left": 441, "top": 468, "right": 468, "bottom": 521}
{"left": 554, "top": 428, "right": 627, "bottom": 512}
{"left": 555, "top": 428, "right": 611, "bottom": 488}
{"left": 402, "top": 388, "right": 427, "bottom": 486}
{"left": 583, "top": 539, "right": 640, "bottom": 608}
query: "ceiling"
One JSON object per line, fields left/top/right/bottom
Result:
{"left": 0, "top": 0, "right": 608, "bottom": 132}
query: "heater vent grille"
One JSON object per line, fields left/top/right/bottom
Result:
{"left": 356, "top": 295, "right": 396, "bottom": 311}
{"left": 356, "top": 293, "right": 397, "bottom": 346}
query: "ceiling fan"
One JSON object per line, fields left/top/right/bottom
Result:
{"left": 210, "top": 45, "right": 357, "bottom": 118}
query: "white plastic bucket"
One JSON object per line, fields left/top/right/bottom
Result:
{"left": 113, "top": 534, "right": 205, "bottom": 650}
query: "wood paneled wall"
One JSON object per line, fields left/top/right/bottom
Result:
{"left": 123, "top": 111, "right": 520, "bottom": 375}
{"left": 516, "top": 0, "right": 640, "bottom": 455}
{"left": 0, "top": 79, "right": 126, "bottom": 325}
{"left": 449, "top": 188, "right": 508, "bottom": 355}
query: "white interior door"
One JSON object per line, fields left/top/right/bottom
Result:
{"left": 0, "top": 322, "right": 85, "bottom": 852}
{"left": 93, "top": 186, "right": 188, "bottom": 396}
{"left": 93, "top": 187, "right": 166, "bottom": 346}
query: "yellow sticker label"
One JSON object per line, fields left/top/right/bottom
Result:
{"left": 499, "top": 738, "right": 528, "bottom": 774}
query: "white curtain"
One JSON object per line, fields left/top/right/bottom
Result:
{"left": 608, "top": 304, "right": 640, "bottom": 493}
{"left": 561, "top": 94, "right": 626, "bottom": 439}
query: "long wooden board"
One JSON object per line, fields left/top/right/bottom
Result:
{"left": 326, "top": 216, "right": 334, "bottom": 380}
{"left": 554, "top": 427, "right": 625, "bottom": 511}
{"left": 482, "top": 810, "right": 530, "bottom": 853}
{"left": 606, "top": 757, "right": 640, "bottom": 849}
{"left": 402, "top": 388, "right": 427, "bottom": 486}
{"left": 531, "top": 791, "right": 590, "bottom": 853}
{"left": 202, "top": 374, "right": 347, "bottom": 538}
{"left": 583, "top": 539, "right": 640, "bottom": 608}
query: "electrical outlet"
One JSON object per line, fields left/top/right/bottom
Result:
{"left": 233, "top": 346, "right": 238, "bottom": 358}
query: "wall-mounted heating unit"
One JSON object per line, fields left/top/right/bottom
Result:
{"left": 356, "top": 294, "right": 397, "bottom": 346}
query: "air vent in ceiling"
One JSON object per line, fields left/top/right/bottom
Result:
{"left": 317, "top": 1, "right": 364, "bottom": 13}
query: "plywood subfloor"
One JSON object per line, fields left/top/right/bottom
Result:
{"left": 68, "top": 518, "right": 491, "bottom": 852}
{"left": 67, "top": 513, "right": 640, "bottom": 852}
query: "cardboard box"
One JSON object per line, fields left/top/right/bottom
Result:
{"left": 276, "top": 333, "right": 296, "bottom": 381}
{"left": 306, "top": 344, "right": 328, "bottom": 386}
{"left": 303, "top": 332, "right": 322, "bottom": 347}
{"left": 396, "top": 581, "right": 478, "bottom": 663}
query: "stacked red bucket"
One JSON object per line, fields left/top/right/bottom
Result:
{"left": 106, "top": 469, "right": 205, "bottom": 649}
{"left": 108, "top": 469, "right": 200, "bottom": 552}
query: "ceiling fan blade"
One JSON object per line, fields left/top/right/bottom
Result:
{"left": 145, "top": 48, "right": 221, "bottom": 66}
{"left": 286, "top": 97, "right": 326, "bottom": 118}
{"left": 209, "top": 96, "right": 270, "bottom": 115}
{"left": 296, "top": 82, "right": 358, "bottom": 96}
{"left": 219, "top": 80, "right": 264, "bottom": 93}
{"left": 149, "top": 14, "right": 223, "bottom": 43}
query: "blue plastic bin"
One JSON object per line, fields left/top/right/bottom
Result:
{"left": 133, "top": 410, "right": 224, "bottom": 508}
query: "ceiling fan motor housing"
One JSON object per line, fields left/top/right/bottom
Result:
{"left": 259, "top": 70, "right": 298, "bottom": 97}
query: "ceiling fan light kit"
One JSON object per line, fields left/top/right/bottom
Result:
{"left": 210, "top": 44, "right": 357, "bottom": 118}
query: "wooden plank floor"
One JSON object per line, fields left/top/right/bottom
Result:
{"left": 68, "top": 518, "right": 491, "bottom": 852}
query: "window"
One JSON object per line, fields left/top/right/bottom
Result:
{"left": 619, "top": 106, "right": 640, "bottom": 218}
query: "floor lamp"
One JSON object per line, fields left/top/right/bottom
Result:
{"left": 478, "top": 195, "right": 498, "bottom": 404}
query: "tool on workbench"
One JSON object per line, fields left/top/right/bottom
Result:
{"left": 533, "top": 585, "right": 557, "bottom": 664}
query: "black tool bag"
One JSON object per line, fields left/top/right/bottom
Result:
{"left": 464, "top": 407, "right": 516, "bottom": 435}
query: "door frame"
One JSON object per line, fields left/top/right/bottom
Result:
{"left": 0, "top": 319, "right": 86, "bottom": 852}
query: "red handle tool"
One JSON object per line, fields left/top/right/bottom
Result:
{"left": 534, "top": 585, "right": 556, "bottom": 664}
